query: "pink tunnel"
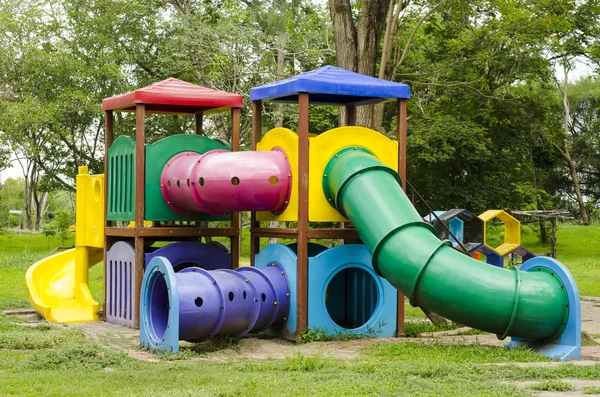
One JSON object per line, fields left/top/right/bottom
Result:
{"left": 160, "top": 149, "right": 292, "bottom": 215}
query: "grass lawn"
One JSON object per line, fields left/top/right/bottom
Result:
{"left": 0, "top": 224, "right": 599, "bottom": 396}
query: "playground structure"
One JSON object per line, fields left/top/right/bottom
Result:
{"left": 26, "top": 166, "right": 104, "bottom": 323}
{"left": 26, "top": 67, "right": 581, "bottom": 360}
{"left": 425, "top": 208, "right": 537, "bottom": 267}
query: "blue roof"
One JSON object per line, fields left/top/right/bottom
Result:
{"left": 250, "top": 66, "right": 410, "bottom": 105}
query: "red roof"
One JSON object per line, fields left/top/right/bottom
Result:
{"left": 102, "top": 78, "right": 243, "bottom": 114}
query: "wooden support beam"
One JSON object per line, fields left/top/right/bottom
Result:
{"left": 250, "top": 101, "right": 262, "bottom": 266}
{"left": 396, "top": 99, "right": 407, "bottom": 336}
{"left": 103, "top": 110, "right": 113, "bottom": 321}
{"left": 230, "top": 107, "right": 241, "bottom": 269}
{"left": 195, "top": 113, "right": 203, "bottom": 135}
{"left": 133, "top": 104, "right": 146, "bottom": 328}
{"left": 297, "top": 92, "right": 309, "bottom": 341}
{"left": 345, "top": 105, "right": 357, "bottom": 126}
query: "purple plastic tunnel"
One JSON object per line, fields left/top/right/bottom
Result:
{"left": 146, "top": 261, "right": 290, "bottom": 343}
{"left": 161, "top": 149, "right": 292, "bottom": 216}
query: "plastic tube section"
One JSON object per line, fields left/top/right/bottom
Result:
{"left": 141, "top": 257, "right": 290, "bottom": 352}
{"left": 323, "top": 147, "right": 569, "bottom": 340}
{"left": 160, "top": 149, "right": 292, "bottom": 215}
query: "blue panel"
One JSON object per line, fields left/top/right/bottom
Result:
{"left": 422, "top": 210, "right": 446, "bottom": 223}
{"left": 507, "top": 256, "right": 581, "bottom": 361}
{"left": 308, "top": 244, "right": 397, "bottom": 338}
{"left": 255, "top": 244, "right": 298, "bottom": 341}
{"left": 140, "top": 256, "right": 180, "bottom": 353}
{"left": 250, "top": 66, "right": 410, "bottom": 105}
{"left": 448, "top": 217, "right": 465, "bottom": 247}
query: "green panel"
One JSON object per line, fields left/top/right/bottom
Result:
{"left": 145, "top": 134, "right": 232, "bottom": 222}
{"left": 107, "top": 136, "right": 135, "bottom": 221}
{"left": 323, "top": 148, "right": 568, "bottom": 340}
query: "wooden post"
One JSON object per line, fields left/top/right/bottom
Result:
{"left": 395, "top": 99, "right": 407, "bottom": 336}
{"left": 230, "top": 108, "right": 241, "bottom": 269}
{"left": 345, "top": 105, "right": 357, "bottom": 126}
{"left": 133, "top": 104, "right": 146, "bottom": 329}
{"left": 195, "top": 113, "right": 203, "bottom": 135}
{"left": 250, "top": 101, "right": 262, "bottom": 266}
{"left": 103, "top": 110, "right": 114, "bottom": 321}
{"left": 297, "top": 92, "right": 309, "bottom": 341}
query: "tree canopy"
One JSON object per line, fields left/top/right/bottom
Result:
{"left": 0, "top": 0, "right": 599, "bottom": 228}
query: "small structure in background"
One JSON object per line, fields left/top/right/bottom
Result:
{"left": 508, "top": 210, "right": 574, "bottom": 259}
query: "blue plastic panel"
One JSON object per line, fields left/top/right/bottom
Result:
{"left": 255, "top": 244, "right": 298, "bottom": 341}
{"left": 308, "top": 244, "right": 397, "bottom": 338}
{"left": 250, "top": 66, "right": 410, "bottom": 105}
{"left": 508, "top": 256, "right": 581, "bottom": 361}
{"left": 140, "top": 256, "right": 180, "bottom": 353}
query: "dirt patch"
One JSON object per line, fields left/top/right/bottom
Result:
{"left": 514, "top": 379, "right": 600, "bottom": 397}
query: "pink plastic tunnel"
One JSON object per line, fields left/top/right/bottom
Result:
{"left": 160, "top": 149, "right": 292, "bottom": 215}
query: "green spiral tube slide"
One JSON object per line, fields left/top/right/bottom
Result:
{"left": 323, "top": 147, "right": 569, "bottom": 340}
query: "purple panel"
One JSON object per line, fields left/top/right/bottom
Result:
{"left": 191, "top": 149, "right": 292, "bottom": 215}
{"left": 175, "top": 268, "right": 225, "bottom": 341}
{"left": 106, "top": 241, "right": 135, "bottom": 327}
{"left": 145, "top": 241, "right": 231, "bottom": 271}
{"left": 209, "top": 270, "right": 259, "bottom": 337}
{"left": 160, "top": 151, "right": 203, "bottom": 215}
{"left": 236, "top": 263, "right": 290, "bottom": 332}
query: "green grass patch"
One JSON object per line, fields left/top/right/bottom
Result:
{"left": 521, "top": 223, "right": 600, "bottom": 296}
{"left": 585, "top": 386, "right": 600, "bottom": 395}
{"left": 362, "top": 341, "right": 548, "bottom": 364}
{"left": 403, "top": 321, "right": 463, "bottom": 337}
{"left": 529, "top": 380, "right": 575, "bottom": 392}
{"left": 0, "top": 315, "right": 84, "bottom": 349}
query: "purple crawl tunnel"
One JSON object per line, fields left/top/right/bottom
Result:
{"left": 140, "top": 256, "right": 291, "bottom": 353}
{"left": 160, "top": 149, "right": 292, "bottom": 216}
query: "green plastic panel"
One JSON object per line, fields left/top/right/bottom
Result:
{"left": 107, "top": 136, "right": 136, "bottom": 221}
{"left": 145, "top": 134, "right": 232, "bottom": 222}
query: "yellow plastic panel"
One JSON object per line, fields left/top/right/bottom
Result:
{"left": 256, "top": 128, "right": 299, "bottom": 221}
{"left": 309, "top": 127, "right": 398, "bottom": 222}
{"left": 75, "top": 166, "right": 104, "bottom": 249}
{"left": 25, "top": 248, "right": 102, "bottom": 323}
{"left": 479, "top": 210, "right": 521, "bottom": 255}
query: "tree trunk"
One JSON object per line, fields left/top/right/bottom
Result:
{"left": 268, "top": 36, "right": 287, "bottom": 244}
{"left": 561, "top": 62, "right": 589, "bottom": 225}
{"left": 329, "top": 0, "right": 387, "bottom": 129}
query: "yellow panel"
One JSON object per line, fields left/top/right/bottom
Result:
{"left": 75, "top": 166, "right": 104, "bottom": 249}
{"left": 479, "top": 209, "right": 521, "bottom": 254}
{"left": 308, "top": 127, "right": 398, "bottom": 222}
{"left": 256, "top": 128, "right": 300, "bottom": 222}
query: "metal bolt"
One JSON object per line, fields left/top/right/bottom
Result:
{"left": 286, "top": 293, "right": 290, "bottom": 297}
{"left": 323, "top": 174, "right": 327, "bottom": 177}
{"left": 281, "top": 271, "right": 284, "bottom": 275}
{"left": 273, "top": 302, "right": 278, "bottom": 305}
{"left": 283, "top": 317, "right": 287, "bottom": 321}
{"left": 245, "top": 279, "right": 249, "bottom": 283}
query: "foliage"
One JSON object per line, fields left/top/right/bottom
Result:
{"left": 529, "top": 380, "right": 575, "bottom": 392}
{"left": 53, "top": 210, "right": 72, "bottom": 246}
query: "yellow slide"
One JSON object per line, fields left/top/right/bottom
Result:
{"left": 26, "top": 166, "right": 104, "bottom": 323}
